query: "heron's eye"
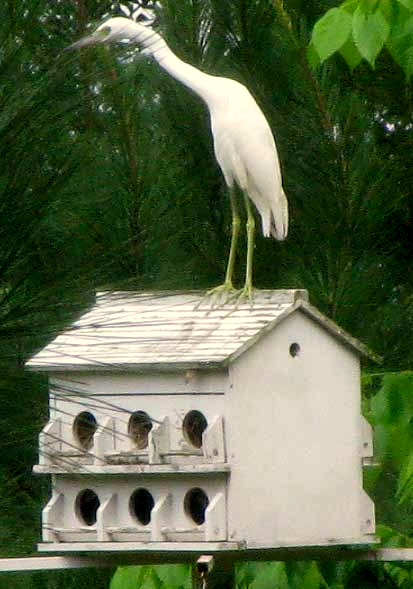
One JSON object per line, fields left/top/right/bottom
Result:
{"left": 134, "top": 7, "right": 157, "bottom": 26}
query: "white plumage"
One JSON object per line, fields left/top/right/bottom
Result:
{"left": 70, "top": 16, "right": 288, "bottom": 296}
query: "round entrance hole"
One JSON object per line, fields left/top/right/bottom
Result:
{"left": 76, "top": 489, "right": 100, "bottom": 526}
{"left": 129, "top": 488, "right": 155, "bottom": 525}
{"left": 184, "top": 487, "right": 209, "bottom": 525}
{"left": 289, "top": 342, "right": 301, "bottom": 358}
{"left": 73, "top": 411, "right": 97, "bottom": 450}
{"left": 182, "top": 410, "right": 208, "bottom": 448}
{"left": 128, "top": 411, "right": 153, "bottom": 449}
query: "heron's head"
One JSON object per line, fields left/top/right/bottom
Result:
{"left": 67, "top": 17, "right": 146, "bottom": 50}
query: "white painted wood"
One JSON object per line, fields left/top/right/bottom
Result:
{"left": 360, "top": 489, "right": 375, "bottom": 535}
{"left": 160, "top": 528, "right": 204, "bottom": 542}
{"left": 50, "top": 370, "right": 228, "bottom": 396}
{"left": 42, "top": 493, "right": 64, "bottom": 542}
{"left": 97, "top": 492, "right": 117, "bottom": 541}
{"left": 105, "top": 528, "right": 151, "bottom": 542}
{"left": 203, "top": 416, "right": 226, "bottom": 463}
{"left": 151, "top": 493, "right": 172, "bottom": 541}
{"left": 43, "top": 475, "right": 227, "bottom": 543}
{"left": 360, "top": 416, "right": 373, "bottom": 458}
{"left": 52, "top": 527, "right": 97, "bottom": 543}
{"left": 149, "top": 417, "right": 170, "bottom": 464}
{"left": 104, "top": 451, "right": 149, "bottom": 465}
{"left": 33, "top": 463, "right": 230, "bottom": 475}
{"left": 94, "top": 417, "right": 115, "bottom": 464}
{"left": 205, "top": 492, "right": 226, "bottom": 541}
{"left": 29, "top": 290, "right": 376, "bottom": 553}
{"left": 0, "top": 556, "right": 106, "bottom": 572}
{"left": 39, "top": 419, "right": 61, "bottom": 465}
{"left": 27, "top": 290, "right": 376, "bottom": 371}
{"left": 48, "top": 381, "right": 225, "bottom": 460}
{"left": 226, "top": 311, "right": 375, "bottom": 547}
{"left": 37, "top": 540, "right": 241, "bottom": 553}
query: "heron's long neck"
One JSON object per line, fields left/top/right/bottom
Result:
{"left": 134, "top": 28, "right": 218, "bottom": 107}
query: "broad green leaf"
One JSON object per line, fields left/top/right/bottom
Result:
{"left": 384, "top": 563, "right": 412, "bottom": 587}
{"left": 110, "top": 566, "right": 151, "bottom": 589}
{"left": 386, "top": 9, "right": 413, "bottom": 76}
{"left": 236, "top": 562, "right": 288, "bottom": 589}
{"left": 307, "top": 41, "right": 321, "bottom": 69}
{"left": 301, "top": 562, "right": 324, "bottom": 589}
{"left": 370, "top": 371, "right": 413, "bottom": 426}
{"left": 396, "top": 452, "right": 413, "bottom": 503}
{"left": 358, "top": 0, "right": 379, "bottom": 13}
{"left": 379, "top": 0, "right": 394, "bottom": 22}
{"left": 339, "top": 35, "right": 363, "bottom": 69}
{"left": 341, "top": 0, "right": 360, "bottom": 14}
{"left": 311, "top": 7, "right": 353, "bottom": 62}
{"left": 236, "top": 562, "right": 257, "bottom": 587}
{"left": 376, "top": 524, "right": 409, "bottom": 547}
{"left": 111, "top": 565, "right": 191, "bottom": 589}
{"left": 352, "top": 5, "right": 390, "bottom": 66}
{"left": 251, "top": 562, "right": 288, "bottom": 589}
{"left": 141, "top": 569, "right": 164, "bottom": 589}
{"left": 402, "top": 44, "right": 413, "bottom": 78}
{"left": 370, "top": 386, "right": 391, "bottom": 425}
{"left": 397, "top": 0, "right": 413, "bottom": 11}
{"left": 155, "top": 564, "right": 192, "bottom": 589}
{"left": 389, "top": 4, "right": 413, "bottom": 37}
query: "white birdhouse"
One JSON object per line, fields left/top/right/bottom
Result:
{"left": 26, "top": 290, "right": 377, "bottom": 555}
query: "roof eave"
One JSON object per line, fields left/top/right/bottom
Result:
{"left": 25, "top": 360, "right": 226, "bottom": 374}
{"left": 296, "top": 300, "right": 382, "bottom": 364}
{"left": 225, "top": 299, "right": 382, "bottom": 366}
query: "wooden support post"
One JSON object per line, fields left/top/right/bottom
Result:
{"left": 192, "top": 556, "right": 235, "bottom": 589}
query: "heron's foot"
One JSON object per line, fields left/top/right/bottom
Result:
{"left": 225, "top": 281, "right": 254, "bottom": 306}
{"left": 199, "top": 282, "right": 254, "bottom": 309}
{"left": 199, "top": 282, "right": 238, "bottom": 308}
{"left": 239, "top": 280, "right": 254, "bottom": 303}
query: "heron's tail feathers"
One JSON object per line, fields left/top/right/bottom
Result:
{"left": 270, "top": 189, "right": 288, "bottom": 241}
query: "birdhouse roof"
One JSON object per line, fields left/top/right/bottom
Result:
{"left": 26, "top": 290, "right": 379, "bottom": 372}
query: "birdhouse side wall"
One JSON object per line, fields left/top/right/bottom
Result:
{"left": 226, "top": 311, "right": 369, "bottom": 548}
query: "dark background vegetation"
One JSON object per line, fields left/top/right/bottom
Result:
{"left": 1, "top": 0, "right": 413, "bottom": 586}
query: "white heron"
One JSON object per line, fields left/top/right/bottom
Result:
{"left": 69, "top": 16, "right": 288, "bottom": 299}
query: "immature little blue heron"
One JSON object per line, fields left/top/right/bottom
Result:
{"left": 69, "top": 16, "right": 288, "bottom": 299}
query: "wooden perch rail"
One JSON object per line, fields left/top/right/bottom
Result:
{"left": 2, "top": 548, "right": 413, "bottom": 573}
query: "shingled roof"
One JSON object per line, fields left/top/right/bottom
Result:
{"left": 26, "top": 290, "right": 379, "bottom": 371}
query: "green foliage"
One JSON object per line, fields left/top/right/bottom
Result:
{"left": 310, "top": 0, "right": 413, "bottom": 77}
{"left": 110, "top": 561, "right": 324, "bottom": 589}
{"left": 312, "top": 8, "right": 353, "bottom": 62}
{"left": 110, "top": 565, "right": 191, "bottom": 589}
{"left": 363, "top": 371, "right": 413, "bottom": 536}
{"left": 0, "top": 569, "right": 113, "bottom": 589}
{"left": 352, "top": 5, "right": 390, "bottom": 66}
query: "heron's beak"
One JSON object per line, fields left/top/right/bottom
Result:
{"left": 65, "top": 31, "right": 106, "bottom": 51}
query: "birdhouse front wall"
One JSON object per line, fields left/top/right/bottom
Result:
{"left": 47, "top": 370, "right": 227, "bottom": 458}
{"left": 38, "top": 369, "right": 231, "bottom": 546}
{"left": 44, "top": 474, "right": 227, "bottom": 544}
{"left": 226, "top": 311, "right": 374, "bottom": 547}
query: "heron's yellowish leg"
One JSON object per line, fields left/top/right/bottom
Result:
{"left": 201, "top": 187, "right": 240, "bottom": 307}
{"left": 242, "top": 192, "right": 255, "bottom": 299}
{"left": 223, "top": 186, "right": 241, "bottom": 288}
